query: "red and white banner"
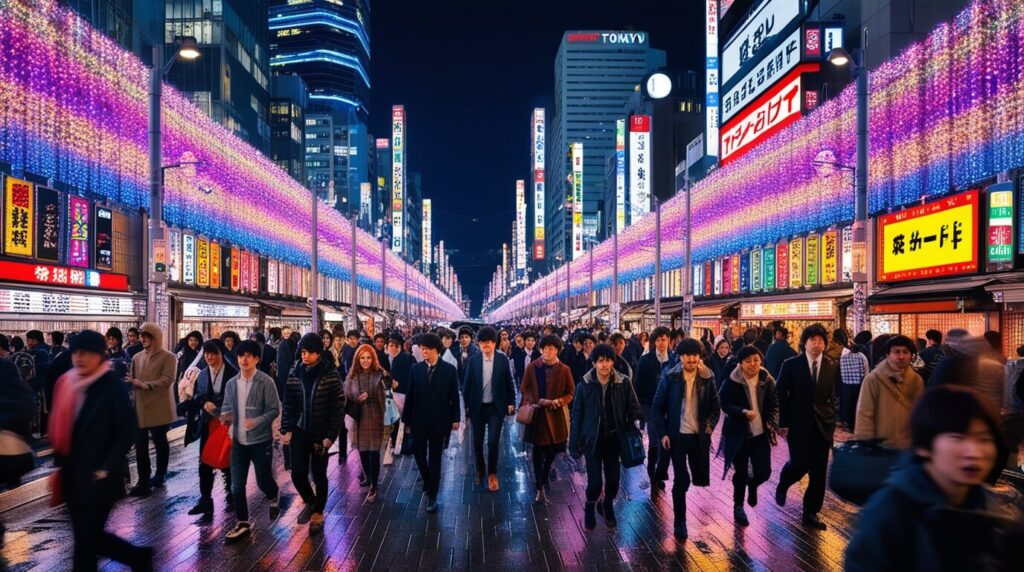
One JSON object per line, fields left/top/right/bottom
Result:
{"left": 720, "top": 66, "right": 815, "bottom": 165}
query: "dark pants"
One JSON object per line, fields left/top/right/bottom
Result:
{"left": 532, "top": 444, "right": 558, "bottom": 488}
{"left": 198, "top": 432, "right": 231, "bottom": 501}
{"left": 68, "top": 477, "right": 148, "bottom": 571}
{"left": 840, "top": 384, "right": 861, "bottom": 430}
{"left": 471, "top": 403, "right": 504, "bottom": 476}
{"left": 413, "top": 430, "right": 446, "bottom": 500}
{"left": 642, "top": 404, "right": 669, "bottom": 482}
{"left": 669, "top": 434, "right": 701, "bottom": 526}
{"left": 584, "top": 431, "right": 621, "bottom": 503}
{"left": 779, "top": 428, "right": 832, "bottom": 515}
{"left": 731, "top": 434, "right": 772, "bottom": 506}
{"left": 135, "top": 424, "right": 169, "bottom": 486}
{"left": 359, "top": 451, "right": 381, "bottom": 488}
{"left": 290, "top": 429, "right": 329, "bottom": 513}
{"left": 230, "top": 440, "right": 278, "bottom": 522}
{"left": 337, "top": 423, "right": 348, "bottom": 464}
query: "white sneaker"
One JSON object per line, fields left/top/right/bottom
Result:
{"left": 225, "top": 521, "right": 252, "bottom": 544}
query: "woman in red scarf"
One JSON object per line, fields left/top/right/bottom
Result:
{"left": 49, "top": 330, "right": 151, "bottom": 571}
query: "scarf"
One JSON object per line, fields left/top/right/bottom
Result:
{"left": 48, "top": 361, "right": 111, "bottom": 457}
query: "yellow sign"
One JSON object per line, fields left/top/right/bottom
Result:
{"left": 789, "top": 236, "right": 804, "bottom": 289}
{"left": 3, "top": 177, "right": 33, "bottom": 256}
{"left": 197, "top": 238, "right": 209, "bottom": 287}
{"left": 877, "top": 189, "right": 978, "bottom": 282}
{"left": 822, "top": 230, "right": 838, "bottom": 285}
{"left": 210, "top": 242, "right": 221, "bottom": 288}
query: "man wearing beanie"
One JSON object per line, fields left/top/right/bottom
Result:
{"left": 281, "top": 333, "right": 344, "bottom": 534}
{"left": 127, "top": 323, "right": 177, "bottom": 496}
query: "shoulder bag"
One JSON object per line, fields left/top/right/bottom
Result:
{"left": 515, "top": 399, "right": 535, "bottom": 425}
{"left": 381, "top": 375, "right": 401, "bottom": 426}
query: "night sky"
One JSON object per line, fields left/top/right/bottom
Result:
{"left": 370, "top": 0, "right": 704, "bottom": 316}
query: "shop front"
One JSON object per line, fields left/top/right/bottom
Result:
{"left": 868, "top": 277, "right": 999, "bottom": 340}
{"left": 170, "top": 290, "right": 260, "bottom": 343}
{"left": 261, "top": 299, "right": 313, "bottom": 334}
{"left": 686, "top": 301, "right": 739, "bottom": 339}
{"left": 738, "top": 290, "right": 851, "bottom": 345}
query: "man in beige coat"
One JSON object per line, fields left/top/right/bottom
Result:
{"left": 127, "top": 322, "right": 177, "bottom": 496}
{"left": 855, "top": 335, "right": 924, "bottom": 448}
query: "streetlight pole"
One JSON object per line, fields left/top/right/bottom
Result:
{"left": 612, "top": 229, "right": 620, "bottom": 330}
{"left": 588, "top": 245, "right": 594, "bottom": 326}
{"left": 682, "top": 171, "right": 693, "bottom": 337}
{"left": 654, "top": 196, "right": 662, "bottom": 328}
{"left": 350, "top": 213, "right": 358, "bottom": 332}
{"left": 380, "top": 238, "right": 387, "bottom": 328}
{"left": 311, "top": 185, "right": 319, "bottom": 333}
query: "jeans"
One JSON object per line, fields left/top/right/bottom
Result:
{"left": 532, "top": 444, "right": 558, "bottom": 488}
{"left": 471, "top": 403, "right": 504, "bottom": 476}
{"left": 669, "top": 434, "right": 700, "bottom": 526}
{"left": 68, "top": 476, "right": 148, "bottom": 571}
{"left": 290, "top": 429, "right": 329, "bottom": 513}
{"left": 359, "top": 451, "right": 381, "bottom": 488}
{"left": 135, "top": 424, "right": 169, "bottom": 486}
{"left": 778, "top": 428, "right": 832, "bottom": 515}
{"left": 584, "top": 431, "right": 621, "bottom": 503}
{"left": 230, "top": 440, "right": 278, "bottom": 522}
{"left": 413, "top": 430, "right": 446, "bottom": 500}
{"left": 731, "top": 434, "right": 771, "bottom": 506}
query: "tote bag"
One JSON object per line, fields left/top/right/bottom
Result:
{"left": 201, "top": 417, "right": 232, "bottom": 470}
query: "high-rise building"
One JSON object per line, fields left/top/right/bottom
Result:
{"left": 164, "top": 0, "right": 271, "bottom": 153}
{"left": 270, "top": 73, "right": 308, "bottom": 183}
{"left": 374, "top": 138, "right": 390, "bottom": 239}
{"left": 547, "top": 31, "right": 666, "bottom": 261}
{"left": 269, "top": 0, "right": 371, "bottom": 216}
{"left": 406, "top": 172, "right": 422, "bottom": 266}
{"left": 61, "top": 0, "right": 163, "bottom": 60}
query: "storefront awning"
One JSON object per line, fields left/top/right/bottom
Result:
{"left": 872, "top": 276, "right": 998, "bottom": 300}
{"left": 738, "top": 289, "right": 852, "bottom": 321}
{"left": 170, "top": 289, "right": 259, "bottom": 320}
{"left": 259, "top": 298, "right": 312, "bottom": 317}
{"left": 691, "top": 300, "right": 740, "bottom": 318}
{"left": 870, "top": 277, "right": 999, "bottom": 313}
{"left": 621, "top": 303, "right": 651, "bottom": 320}
{"left": 985, "top": 276, "right": 1024, "bottom": 303}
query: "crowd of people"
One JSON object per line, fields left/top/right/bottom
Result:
{"left": 1, "top": 318, "right": 1023, "bottom": 570}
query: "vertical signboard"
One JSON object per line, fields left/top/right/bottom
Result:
{"left": 249, "top": 252, "right": 259, "bottom": 294}
{"left": 94, "top": 206, "right": 113, "bottom": 270}
{"left": 391, "top": 105, "right": 405, "bottom": 255}
{"left": 532, "top": 108, "right": 546, "bottom": 260}
{"left": 713, "top": 258, "right": 723, "bottom": 295}
{"left": 209, "top": 242, "right": 221, "bottom": 289}
{"left": 35, "top": 186, "right": 60, "bottom": 262}
{"left": 763, "top": 246, "right": 777, "bottom": 291}
{"left": 731, "top": 254, "right": 740, "bottom": 294}
{"left": 751, "top": 248, "right": 763, "bottom": 292}
{"left": 267, "top": 258, "right": 277, "bottom": 294}
{"left": 196, "top": 237, "right": 209, "bottom": 287}
{"left": 789, "top": 236, "right": 804, "bottom": 288}
{"left": 822, "top": 230, "right": 838, "bottom": 285}
{"left": 629, "top": 115, "right": 651, "bottom": 223}
{"left": 805, "top": 233, "right": 820, "bottom": 286}
{"left": 360, "top": 182, "right": 372, "bottom": 225}
{"left": 571, "top": 142, "right": 584, "bottom": 260}
{"left": 3, "top": 177, "right": 33, "bottom": 257}
{"left": 615, "top": 118, "right": 626, "bottom": 232}
{"left": 67, "top": 196, "right": 90, "bottom": 268}
{"left": 693, "top": 264, "right": 702, "bottom": 296}
{"left": 422, "top": 198, "right": 432, "bottom": 272}
{"left": 740, "top": 251, "right": 750, "bottom": 292}
{"left": 169, "top": 229, "right": 181, "bottom": 282}
{"left": 722, "top": 256, "right": 732, "bottom": 294}
{"left": 182, "top": 233, "right": 196, "bottom": 285}
{"left": 987, "top": 182, "right": 1014, "bottom": 271}
{"left": 704, "top": 261, "right": 712, "bottom": 295}
{"left": 240, "top": 250, "right": 251, "bottom": 293}
{"left": 705, "top": 0, "right": 720, "bottom": 158}
{"left": 515, "top": 182, "right": 526, "bottom": 271}
{"left": 776, "top": 242, "right": 790, "bottom": 288}
{"left": 230, "top": 246, "right": 240, "bottom": 291}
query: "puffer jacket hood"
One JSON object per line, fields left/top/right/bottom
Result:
{"left": 663, "top": 361, "right": 714, "bottom": 381}
{"left": 139, "top": 322, "right": 163, "bottom": 349}
{"left": 581, "top": 367, "right": 627, "bottom": 385}
{"left": 728, "top": 364, "right": 774, "bottom": 385}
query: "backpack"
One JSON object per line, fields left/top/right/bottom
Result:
{"left": 6, "top": 352, "right": 36, "bottom": 390}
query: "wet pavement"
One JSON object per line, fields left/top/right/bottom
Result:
{"left": 0, "top": 419, "right": 858, "bottom": 571}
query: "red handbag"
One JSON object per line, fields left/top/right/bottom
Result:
{"left": 201, "top": 417, "right": 232, "bottom": 470}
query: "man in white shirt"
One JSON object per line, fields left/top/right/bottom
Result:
{"left": 463, "top": 327, "right": 516, "bottom": 491}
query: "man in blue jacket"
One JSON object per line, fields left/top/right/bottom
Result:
{"left": 634, "top": 326, "right": 677, "bottom": 490}
{"left": 463, "top": 327, "right": 516, "bottom": 491}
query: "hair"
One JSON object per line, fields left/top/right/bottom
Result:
{"left": 539, "top": 334, "right": 563, "bottom": 351}
{"left": 1017, "top": 345, "right": 1024, "bottom": 358}
{"left": 983, "top": 330, "right": 1002, "bottom": 354}
{"left": 269, "top": 327, "right": 283, "bottom": 340}
{"left": 736, "top": 345, "right": 764, "bottom": 364}
{"left": 10, "top": 336, "right": 24, "bottom": 351}
{"left": 832, "top": 328, "right": 849, "bottom": 347}
{"left": 374, "top": 332, "right": 387, "bottom": 342}
{"left": 649, "top": 326, "right": 671, "bottom": 353}
{"left": 591, "top": 343, "right": 617, "bottom": 364}
{"left": 576, "top": 332, "right": 596, "bottom": 346}
{"left": 0, "top": 334, "right": 9, "bottom": 351}
{"left": 523, "top": 330, "right": 538, "bottom": 342}
{"left": 346, "top": 329, "right": 360, "bottom": 339}
{"left": 925, "top": 329, "right": 942, "bottom": 344}
{"left": 201, "top": 339, "right": 224, "bottom": 356}
{"left": 105, "top": 327, "right": 123, "bottom": 345}
{"left": 476, "top": 326, "right": 498, "bottom": 344}
{"left": 418, "top": 333, "right": 443, "bottom": 352}
{"left": 910, "top": 385, "right": 1006, "bottom": 482}
{"left": 882, "top": 334, "right": 917, "bottom": 356}
{"left": 853, "top": 330, "right": 873, "bottom": 345}
{"left": 609, "top": 332, "right": 626, "bottom": 345}
{"left": 348, "top": 343, "right": 384, "bottom": 378}
{"left": 776, "top": 326, "right": 789, "bottom": 338}
{"left": 50, "top": 331, "right": 65, "bottom": 347}
{"left": 742, "top": 328, "right": 757, "bottom": 344}
{"left": 388, "top": 333, "right": 405, "bottom": 348}
{"left": 458, "top": 326, "right": 474, "bottom": 338}
{"left": 800, "top": 323, "right": 829, "bottom": 347}
{"left": 676, "top": 338, "right": 703, "bottom": 356}
{"left": 220, "top": 330, "right": 241, "bottom": 349}
{"left": 26, "top": 330, "right": 44, "bottom": 344}
{"left": 128, "top": 327, "right": 140, "bottom": 336}
{"left": 298, "top": 333, "right": 325, "bottom": 355}
{"left": 236, "top": 340, "right": 262, "bottom": 359}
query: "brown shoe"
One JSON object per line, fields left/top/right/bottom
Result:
{"left": 309, "top": 512, "right": 324, "bottom": 534}
{"left": 487, "top": 474, "right": 499, "bottom": 492}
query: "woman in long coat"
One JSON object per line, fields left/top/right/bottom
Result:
{"left": 520, "top": 334, "right": 575, "bottom": 503}
{"left": 345, "top": 343, "right": 394, "bottom": 503}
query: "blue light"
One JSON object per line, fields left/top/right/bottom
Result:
{"left": 270, "top": 49, "right": 371, "bottom": 89}
{"left": 269, "top": 11, "right": 371, "bottom": 57}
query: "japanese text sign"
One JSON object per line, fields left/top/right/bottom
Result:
{"left": 986, "top": 182, "right": 1014, "bottom": 271}
{"left": 877, "top": 189, "right": 979, "bottom": 282}
{"left": 4, "top": 177, "right": 33, "bottom": 256}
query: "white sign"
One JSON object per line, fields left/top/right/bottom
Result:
{"left": 842, "top": 225, "right": 853, "bottom": 282}
{"left": 706, "top": 0, "right": 720, "bottom": 158}
{"left": 267, "top": 260, "right": 278, "bottom": 294}
{"left": 532, "top": 108, "right": 546, "bottom": 260}
{"left": 686, "top": 133, "right": 704, "bottom": 169}
{"left": 360, "top": 182, "right": 372, "bottom": 224}
{"left": 566, "top": 31, "right": 648, "bottom": 45}
{"left": 824, "top": 26, "right": 844, "bottom": 55}
{"left": 0, "top": 287, "right": 135, "bottom": 316}
{"left": 422, "top": 199, "right": 432, "bottom": 270}
{"left": 182, "top": 233, "right": 195, "bottom": 285}
{"left": 629, "top": 115, "right": 651, "bottom": 224}
{"left": 571, "top": 143, "right": 584, "bottom": 261}
{"left": 721, "top": 71, "right": 804, "bottom": 164}
{"left": 722, "top": 0, "right": 802, "bottom": 86}
{"left": 515, "top": 181, "right": 527, "bottom": 271}
{"left": 615, "top": 119, "right": 626, "bottom": 233}
{"left": 391, "top": 105, "right": 405, "bottom": 255}
{"left": 182, "top": 302, "right": 251, "bottom": 318}
{"left": 722, "top": 28, "right": 802, "bottom": 122}
{"left": 713, "top": 258, "right": 723, "bottom": 295}
{"left": 168, "top": 228, "right": 181, "bottom": 283}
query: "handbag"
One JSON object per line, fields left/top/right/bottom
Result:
{"left": 201, "top": 417, "right": 232, "bottom": 470}
{"left": 382, "top": 378, "right": 401, "bottom": 426}
{"left": 515, "top": 401, "right": 535, "bottom": 425}
{"left": 345, "top": 398, "right": 363, "bottom": 423}
{"left": 619, "top": 428, "right": 646, "bottom": 469}
{"left": 829, "top": 439, "right": 901, "bottom": 506}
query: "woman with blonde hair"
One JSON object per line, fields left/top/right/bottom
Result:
{"left": 345, "top": 343, "right": 395, "bottom": 503}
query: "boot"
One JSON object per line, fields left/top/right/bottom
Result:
{"left": 602, "top": 498, "right": 617, "bottom": 529}
{"left": 733, "top": 505, "right": 749, "bottom": 526}
{"left": 674, "top": 498, "right": 687, "bottom": 540}
{"left": 583, "top": 502, "right": 597, "bottom": 532}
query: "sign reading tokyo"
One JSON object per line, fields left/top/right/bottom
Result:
{"left": 877, "top": 189, "right": 979, "bottom": 282}
{"left": 567, "top": 31, "right": 648, "bottom": 45}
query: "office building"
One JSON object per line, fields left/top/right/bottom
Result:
{"left": 374, "top": 138, "right": 390, "bottom": 239}
{"left": 270, "top": 73, "right": 308, "bottom": 183}
{"left": 406, "top": 172, "right": 422, "bottom": 266}
{"left": 62, "top": 0, "right": 163, "bottom": 60}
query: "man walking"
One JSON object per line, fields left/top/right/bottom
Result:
{"left": 462, "top": 327, "right": 516, "bottom": 491}
{"left": 127, "top": 323, "right": 177, "bottom": 496}
{"left": 455, "top": 327, "right": 480, "bottom": 386}
{"left": 635, "top": 327, "right": 676, "bottom": 490}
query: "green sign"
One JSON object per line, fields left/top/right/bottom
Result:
{"left": 763, "top": 247, "right": 776, "bottom": 291}
{"left": 806, "top": 233, "right": 820, "bottom": 285}
{"left": 987, "top": 182, "right": 1014, "bottom": 271}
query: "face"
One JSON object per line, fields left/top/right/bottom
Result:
{"left": 106, "top": 336, "right": 118, "bottom": 349}
{"left": 525, "top": 337, "right": 536, "bottom": 350}
{"left": 72, "top": 349, "right": 103, "bottom": 375}
{"left": 500, "top": 331, "right": 509, "bottom": 341}
{"left": 595, "top": 357, "right": 614, "bottom": 379}
{"left": 681, "top": 353, "right": 701, "bottom": 373}
{"left": 654, "top": 335, "right": 670, "bottom": 354}
{"left": 887, "top": 345, "right": 914, "bottom": 371}
{"left": 421, "top": 346, "right": 439, "bottom": 363}
{"left": 282, "top": 327, "right": 292, "bottom": 339}
{"left": 374, "top": 338, "right": 385, "bottom": 351}
{"left": 479, "top": 340, "right": 496, "bottom": 355}
{"left": 187, "top": 336, "right": 200, "bottom": 351}
{"left": 238, "top": 352, "right": 259, "bottom": 372}
{"left": 515, "top": 335, "right": 524, "bottom": 348}
{"left": 541, "top": 345, "right": 559, "bottom": 363}
{"left": 127, "top": 331, "right": 138, "bottom": 344}
{"left": 140, "top": 333, "right": 154, "bottom": 349}
{"left": 804, "top": 335, "right": 826, "bottom": 358}
{"left": 582, "top": 339, "right": 595, "bottom": 355}
{"left": 387, "top": 341, "right": 401, "bottom": 355}
{"left": 441, "top": 336, "right": 453, "bottom": 348}
{"left": 224, "top": 337, "right": 235, "bottom": 350}
{"left": 322, "top": 334, "right": 332, "bottom": 347}
{"left": 918, "top": 419, "right": 997, "bottom": 489}
{"left": 716, "top": 341, "right": 731, "bottom": 357}
{"left": 333, "top": 336, "right": 345, "bottom": 350}
{"left": 740, "top": 354, "right": 762, "bottom": 378}
{"left": 300, "top": 349, "right": 320, "bottom": 366}
{"left": 613, "top": 340, "right": 626, "bottom": 355}
{"left": 204, "top": 351, "right": 222, "bottom": 368}
{"left": 775, "top": 331, "right": 786, "bottom": 342}
{"left": 459, "top": 334, "right": 471, "bottom": 347}
{"left": 348, "top": 335, "right": 359, "bottom": 347}
{"left": 358, "top": 350, "right": 373, "bottom": 369}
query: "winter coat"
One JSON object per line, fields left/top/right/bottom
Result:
{"left": 917, "top": 344, "right": 945, "bottom": 383}
{"left": 718, "top": 365, "right": 778, "bottom": 478}
{"left": 520, "top": 359, "right": 575, "bottom": 446}
{"left": 383, "top": 351, "right": 415, "bottom": 393}
{"left": 178, "top": 361, "right": 238, "bottom": 446}
{"left": 929, "top": 350, "right": 1007, "bottom": 413}
{"left": 634, "top": 351, "right": 677, "bottom": 406}
{"left": 401, "top": 360, "right": 461, "bottom": 439}
{"left": 568, "top": 368, "right": 643, "bottom": 458}
{"left": 462, "top": 351, "right": 516, "bottom": 420}
{"left": 854, "top": 360, "right": 924, "bottom": 448}
{"left": 276, "top": 339, "right": 295, "bottom": 397}
{"left": 651, "top": 362, "right": 721, "bottom": 486}
{"left": 455, "top": 343, "right": 481, "bottom": 385}
{"left": 129, "top": 323, "right": 177, "bottom": 428}
{"left": 845, "top": 459, "right": 1024, "bottom": 572}
{"left": 707, "top": 352, "right": 733, "bottom": 387}
{"left": 221, "top": 369, "right": 280, "bottom": 445}
{"left": 0, "top": 358, "right": 36, "bottom": 440}
{"left": 345, "top": 370, "right": 389, "bottom": 451}
{"left": 765, "top": 339, "right": 797, "bottom": 380}
{"left": 282, "top": 359, "right": 345, "bottom": 444}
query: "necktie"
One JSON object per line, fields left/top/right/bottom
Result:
{"left": 811, "top": 359, "right": 818, "bottom": 384}
{"left": 428, "top": 365, "right": 435, "bottom": 382}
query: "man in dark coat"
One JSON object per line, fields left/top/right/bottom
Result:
{"left": 774, "top": 323, "right": 841, "bottom": 531}
{"left": 462, "top": 327, "right": 516, "bottom": 491}
{"left": 401, "top": 333, "right": 460, "bottom": 514}
{"left": 454, "top": 326, "right": 480, "bottom": 387}
{"left": 764, "top": 326, "right": 797, "bottom": 380}
{"left": 634, "top": 327, "right": 676, "bottom": 488}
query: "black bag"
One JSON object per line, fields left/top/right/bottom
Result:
{"left": 829, "top": 439, "right": 901, "bottom": 506}
{"left": 619, "top": 428, "right": 646, "bottom": 469}
{"left": 345, "top": 398, "right": 362, "bottom": 423}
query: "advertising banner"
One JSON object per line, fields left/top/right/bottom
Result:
{"left": 629, "top": 115, "right": 652, "bottom": 223}
{"left": 805, "top": 233, "right": 820, "bottom": 285}
{"left": 169, "top": 229, "right": 181, "bottom": 282}
{"left": 721, "top": 0, "right": 802, "bottom": 85}
{"left": 789, "top": 236, "right": 804, "bottom": 288}
{"left": 693, "top": 263, "right": 703, "bottom": 296}
{"left": 240, "top": 250, "right": 250, "bottom": 292}
{"left": 4, "top": 177, "right": 33, "bottom": 257}
{"left": 249, "top": 251, "right": 259, "bottom": 294}
{"left": 196, "top": 237, "right": 209, "bottom": 287}
{"left": 713, "top": 258, "right": 723, "bottom": 295}
{"left": 67, "top": 196, "right": 90, "bottom": 268}
{"left": 740, "top": 251, "right": 750, "bottom": 292}
{"left": 0, "top": 259, "right": 128, "bottom": 291}
{"left": 841, "top": 225, "right": 853, "bottom": 282}
{"left": 877, "top": 189, "right": 979, "bottom": 282}
{"left": 751, "top": 248, "right": 763, "bottom": 292}
{"left": 986, "top": 182, "right": 1014, "bottom": 271}
{"left": 705, "top": 0, "right": 720, "bottom": 157}
{"left": 35, "top": 186, "right": 60, "bottom": 262}
{"left": 731, "top": 254, "right": 741, "bottom": 294}
{"left": 423, "top": 198, "right": 432, "bottom": 269}
{"left": 571, "top": 142, "right": 584, "bottom": 260}
{"left": 722, "top": 255, "right": 732, "bottom": 294}
{"left": 533, "top": 108, "right": 546, "bottom": 260}
{"left": 776, "top": 242, "right": 789, "bottom": 289}
{"left": 182, "top": 233, "right": 195, "bottom": 285}
{"left": 391, "top": 105, "right": 405, "bottom": 255}
{"left": 722, "top": 31, "right": 805, "bottom": 123}
{"left": 704, "top": 261, "right": 712, "bottom": 295}
{"left": 515, "top": 184, "right": 526, "bottom": 271}
{"left": 822, "top": 230, "right": 838, "bottom": 285}
{"left": 210, "top": 242, "right": 221, "bottom": 289}
{"left": 721, "top": 66, "right": 815, "bottom": 164}
{"left": 764, "top": 246, "right": 776, "bottom": 291}
{"left": 616, "top": 118, "right": 626, "bottom": 233}
{"left": 94, "top": 206, "right": 113, "bottom": 270}
{"left": 229, "top": 247, "right": 240, "bottom": 291}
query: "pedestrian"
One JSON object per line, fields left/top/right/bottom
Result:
{"left": 774, "top": 323, "right": 841, "bottom": 530}
{"left": 708, "top": 337, "right": 733, "bottom": 387}
{"left": 344, "top": 343, "right": 394, "bottom": 503}
{"left": 827, "top": 329, "right": 849, "bottom": 363}
{"left": 930, "top": 329, "right": 1007, "bottom": 418}
{"left": 520, "top": 334, "right": 574, "bottom": 503}
{"left": 854, "top": 335, "right": 925, "bottom": 448}
{"left": 49, "top": 330, "right": 151, "bottom": 570}
{"left": 514, "top": 331, "right": 541, "bottom": 388}
{"left": 280, "top": 333, "right": 343, "bottom": 534}
{"left": 571, "top": 332, "right": 596, "bottom": 384}
{"left": 437, "top": 328, "right": 459, "bottom": 368}
{"left": 634, "top": 326, "right": 677, "bottom": 490}
{"left": 0, "top": 347, "right": 36, "bottom": 539}
{"left": 917, "top": 329, "right": 945, "bottom": 383}
{"left": 373, "top": 333, "right": 388, "bottom": 365}
{"left": 342, "top": 330, "right": 360, "bottom": 372}
{"left": 569, "top": 343, "right": 643, "bottom": 532}
{"left": 221, "top": 340, "right": 281, "bottom": 543}
{"left": 127, "top": 323, "right": 177, "bottom": 496}
{"left": 401, "top": 333, "right": 461, "bottom": 514}
{"left": 609, "top": 332, "right": 635, "bottom": 378}
{"left": 179, "top": 340, "right": 237, "bottom": 521}
{"left": 250, "top": 332, "right": 275, "bottom": 377}
{"left": 124, "top": 328, "right": 143, "bottom": 360}
{"left": 717, "top": 346, "right": 778, "bottom": 527}
{"left": 175, "top": 331, "right": 205, "bottom": 399}
{"left": 219, "top": 331, "right": 241, "bottom": 369}
{"left": 764, "top": 326, "right": 797, "bottom": 380}
{"left": 651, "top": 338, "right": 721, "bottom": 540}
{"left": 839, "top": 338, "right": 871, "bottom": 431}
{"left": 845, "top": 385, "right": 1023, "bottom": 570}
{"left": 455, "top": 326, "right": 480, "bottom": 386}
{"left": 462, "top": 326, "right": 516, "bottom": 491}
{"left": 327, "top": 330, "right": 346, "bottom": 371}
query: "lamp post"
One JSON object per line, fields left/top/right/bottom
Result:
{"left": 350, "top": 213, "right": 358, "bottom": 331}
{"left": 654, "top": 196, "right": 662, "bottom": 328}
{"left": 681, "top": 169, "right": 693, "bottom": 337}
{"left": 147, "top": 37, "right": 199, "bottom": 334}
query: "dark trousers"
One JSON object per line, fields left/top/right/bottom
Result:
{"left": 135, "top": 424, "right": 169, "bottom": 486}
{"left": 532, "top": 444, "right": 558, "bottom": 488}
{"left": 68, "top": 478, "right": 148, "bottom": 571}
{"left": 731, "top": 434, "right": 772, "bottom": 506}
{"left": 642, "top": 405, "right": 669, "bottom": 481}
{"left": 198, "top": 432, "right": 231, "bottom": 500}
{"left": 359, "top": 451, "right": 381, "bottom": 487}
{"left": 230, "top": 440, "right": 278, "bottom": 522}
{"left": 584, "top": 431, "right": 621, "bottom": 503}
{"left": 290, "top": 429, "right": 329, "bottom": 513}
{"left": 413, "top": 430, "right": 446, "bottom": 500}
{"left": 840, "top": 384, "right": 861, "bottom": 430}
{"left": 669, "top": 434, "right": 701, "bottom": 526}
{"left": 337, "top": 423, "right": 348, "bottom": 464}
{"left": 471, "top": 403, "right": 504, "bottom": 476}
{"left": 779, "top": 428, "right": 832, "bottom": 515}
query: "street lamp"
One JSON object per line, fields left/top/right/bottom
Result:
{"left": 147, "top": 35, "right": 200, "bottom": 331}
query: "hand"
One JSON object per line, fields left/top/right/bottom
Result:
{"left": 391, "top": 380, "right": 399, "bottom": 390}
{"left": 131, "top": 378, "right": 146, "bottom": 389}
{"left": 359, "top": 392, "right": 369, "bottom": 403}
{"left": 243, "top": 419, "right": 257, "bottom": 430}
{"left": 552, "top": 399, "right": 562, "bottom": 408}
{"left": 280, "top": 432, "right": 292, "bottom": 445}
{"left": 744, "top": 409, "right": 757, "bottom": 422}
{"left": 507, "top": 405, "right": 514, "bottom": 416}
{"left": 93, "top": 470, "right": 109, "bottom": 481}
{"left": 777, "top": 428, "right": 789, "bottom": 438}
{"left": 322, "top": 439, "right": 333, "bottom": 450}
{"left": 203, "top": 402, "right": 217, "bottom": 414}
{"left": 452, "top": 422, "right": 460, "bottom": 431}
{"left": 661, "top": 436, "right": 671, "bottom": 450}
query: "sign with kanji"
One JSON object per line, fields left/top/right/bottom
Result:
{"left": 722, "top": 256, "right": 732, "bottom": 294}
{"left": 789, "top": 237, "right": 804, "bottom": 288}
{"left": 210, "top": 242, "right": 221, "bottom": 288}
{"left": 196, "top": 238, "right": 209, "bottom": 287}
{"left": 4, "top": 176, "right": 33, "bottom": 256}
{"left": 751, "top": 248, "right": 763, "bottom": 291}
{"left": 35, "top": 186, "right": 60, "bottom": 262}
{"left": 986, "top": 182, "right": 1014, "bottom": 271}
{"left": 230, "top": 247, "right": 240, "bottom": 291}
{"left": 877, "top": 189, "right": 979, "bottom": 282}
{"left": 776, "top": 242, "right": 789, "bottom": 289}
{"left": 67, "top": 196, "right": 90, "bottom": 268}
{"left": 763, "top": 247, "right": 776, "bottom": 291}
{"left": 805, "top": 233, "right": 820, "bottom": 285}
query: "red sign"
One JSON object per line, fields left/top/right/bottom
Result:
{"left": 567, "top": 32, "right": 600, "bottom": 43}
{"left": 630, "top": 115, "right": 651, "bottom": 132}
{"left": 533, "top": 244, "right": 545, "bottom": 259}
{"left": 0, "top": 259, "right": 129, "bottom": 291}
{"left": 375, "top": 138, "right": 389, "bottom": 149}
{"left": 803, "top": 26, "right": 822, "bottom": 58}
{"left": 776, "top": 242, "right": 790, "bottom": 289}
{"left": 722, "top": 256, "right": 733, "bottom": 294}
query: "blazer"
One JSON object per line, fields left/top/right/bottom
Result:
{"left": 385, "top": 351, "right": 416, "bottom": 394}
{"left": 401, "top": 359, "right": 461, "bottom": 436}
{"left": 455, "top": 343, "right": 481, "bottom": 385}
{"left": 463, "top": 351, "right": 516, "bottom": 419}
{"left": 776, "top": 353, "right": 840, "bottom": 440}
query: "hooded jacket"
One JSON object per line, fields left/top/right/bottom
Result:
{"left": 854, "top": 360, "right": 924, "bottom": 448}
{"left": 129, "top": 323, "right": 177, "bottom": 428}
{"left": 650, "top": 361, "right": 721, "bottom": 487}
{"left": 568, "top": 368, "right": 643, "bottom": 458}
{"left": 718, "top": 365, "right": 779, "bottom": 478}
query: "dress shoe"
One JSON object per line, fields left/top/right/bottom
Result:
{"left": 774, "top": 482, "right": 787, "bottom": 507}
{"left": 187, "top": 498, "right": 213, "bottom": 516}
{"left": 583, "top": 502, "right": 596, "bottom": 532}
{"left": 733, "top": 506, "right": 749, "bottom": 527}
{"left": 426, "top": 499, "right": 438, "bottom": 514}
{"left": 601, "top": 499, "right": 617, "bottom": 529}
{"left": 747, "top": 484, "right": 758, "bottom": 507}
{"left": 150, "top": 474, "right": 166, "bottom": 488}
{"left": 674, "top": 522, "right": 688, "bottom": 541}
{"left": 802, "top": 513, "right": 827, "bottom": 531}
{"left": 128, "top": 484, "right": 151, "bottom": 497}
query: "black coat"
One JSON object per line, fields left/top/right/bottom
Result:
{"left": 384, "top": 351, "right": 415, "bottom": 394}
{"left": 282, "top": 360, "right": 345, "bottom": 442}
{"left": 276, "top": 339, "right": 295, "bottom": 396}
{"left": 401, "top": 360, "right": 461, "bottom": 437}
{"left": 650, "top": 363, "right": 721, "bottom": 487}
{"left": 717, "top": 366, "right": 779, "bottom": 478}
{"left": 776, "top": 353, "right": 840, "bottom": 440}
{"left": 764, "top": 340, "right": 797, "bottom": 380}
{"left": 568, "top": 369, "right": 643, "bottom": 458}
{"left": 462, "top": 352, "right": 516, "bottom": 420}
{"left": 0, "top": 359, "right": 35, "bottom": 440}
{"left": 634, "top": 351, "right": 677, "bottom": 406}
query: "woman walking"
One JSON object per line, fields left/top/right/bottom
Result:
{"left": 521, "top": 334, "right": 575, "bottom": 503}
{"left": 345, "top": 344, "right": 394, "bottom": 503}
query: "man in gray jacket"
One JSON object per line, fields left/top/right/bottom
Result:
{"left": 221, "top": 340, "right": 281, "bottom": 544}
